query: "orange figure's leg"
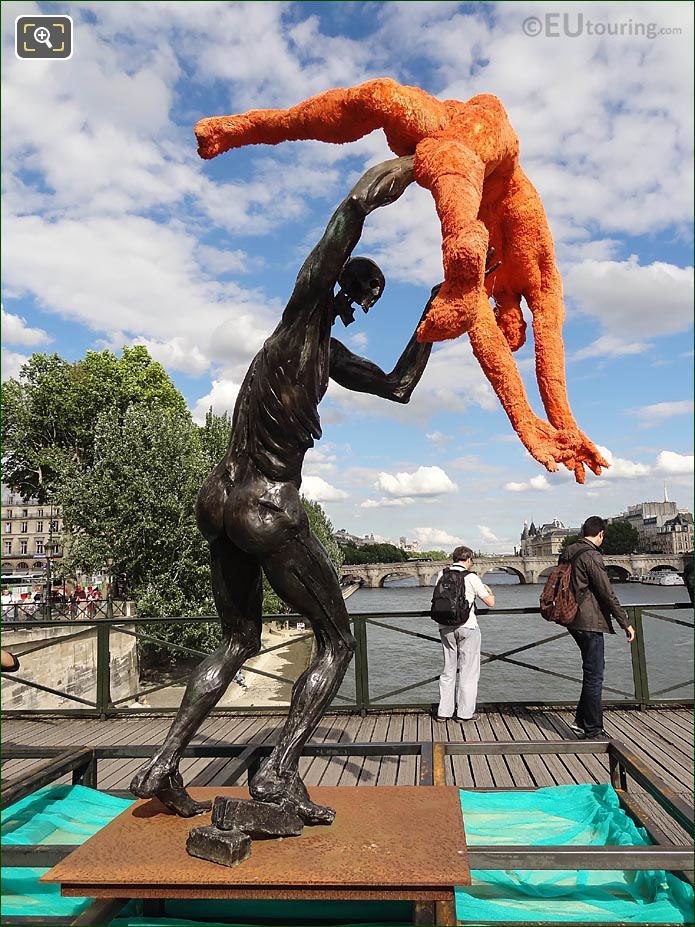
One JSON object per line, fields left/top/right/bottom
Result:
{"left": 499, "top": 165, "right": 608, "bottom": 482}
{"left": 195, "top": 78, "right": 450, "bottom": 160}
{"left": 490, "top": 289, "right": 527, "bottom": 352}
{"left": 468, "top": 291, "right": 590, "bottom": 480}
{"left": 414, "top": 136, "right": 488, "bottom": 342}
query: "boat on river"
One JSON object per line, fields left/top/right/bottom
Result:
{"left": 641, "top": 570, "right": 684, "bottom": 586}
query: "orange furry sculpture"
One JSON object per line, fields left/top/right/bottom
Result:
{"left": 195, "top": 79, "right": 608, "bottom": 483}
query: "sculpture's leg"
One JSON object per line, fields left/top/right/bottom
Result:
{"left": 249, "top": 531, "right": 356, "bottom": 824}
{"left": 467, "top": 291, "right": 585, "bottom": 477}
{"left": 414, "top": 136, "right": 488, "bottom": 342}
{"left": 499, "top": 164, "right": 609, "bottom": 481}
{"left": 130, "top": 537, "right": 263, "bottom": 816}
{"left": 195, "top": 78, "right": 449, "bottom": 159}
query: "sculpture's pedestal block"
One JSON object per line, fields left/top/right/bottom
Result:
{"left": 211, "top": 796, "right": 303, "bottom": 838}
{"left": 42, "top": 786, "right": 468, "bottom": 923}
{"left": 187, "top": 825, "right": 251, "bottom": 867}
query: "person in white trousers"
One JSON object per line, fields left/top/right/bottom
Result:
{"left": 436, "top": 546, "right": 495, "bottom": 722}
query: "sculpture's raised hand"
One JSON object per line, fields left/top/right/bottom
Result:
{"left": 353, "top": 155, "right": 415, "bottom": 213}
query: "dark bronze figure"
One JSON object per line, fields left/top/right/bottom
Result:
{"left": 131, "top": 155, "right": 435, "bottom": 823}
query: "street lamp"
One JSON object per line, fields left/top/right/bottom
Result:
{"left": 44, "top": 540, "right": 57, "bottom": 608}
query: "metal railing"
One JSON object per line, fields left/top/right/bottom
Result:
{"left": 1, "top": 736, "right": 692, "bottom": 926}
{"left": 1, "top": 603, "right": 691, "bottom": 717}
{"left": 1, "top": 599, "right": 131, "bottom": 622}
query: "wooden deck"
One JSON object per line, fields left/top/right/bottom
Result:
{"left": 3, "top": 706, "right": 692, "bottom": 843}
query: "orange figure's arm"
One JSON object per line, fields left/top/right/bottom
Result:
{"left": 497, "top": 165, "right": 609, "bottom": 481}
{"left": 195, "top": 78, "right": 449, "bottom": 160}
{"left": 468, "top": 292, "right": 596, "bottom": 482}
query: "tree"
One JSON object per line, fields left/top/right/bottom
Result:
{"left": 561, "top": 534, "right": 581, "bottom": 550}
{"left": 603, "top": 521, "right": 639, "bottom": 555}
{"left": 408, "top": 549, "right": 447, "bottom": 560}
{"left": 1, "top": 347, "right": 186, "bottom": 501}
{"left": 199, "top": 408, "right": 233, "bottom": 472}
{"left": 342, "top": 542, "right": 408, "bottom": 564}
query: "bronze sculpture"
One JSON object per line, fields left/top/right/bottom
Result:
{"left": 131, "top": 155, "right": 436, "bottom": 823}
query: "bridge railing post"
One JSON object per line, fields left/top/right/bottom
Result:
{"left": 352, "top": 615, "right": 369, "bottom": 716}
{"left": 628, "top": 606, "right": 650, "bottom": 709}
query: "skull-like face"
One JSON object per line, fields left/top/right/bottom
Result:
{"left": 334, "top": 257, "right": 385, "bottom": 326}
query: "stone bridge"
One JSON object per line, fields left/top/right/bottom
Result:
{"left": 340, "top": 554, "right": 685, "bottom": 588}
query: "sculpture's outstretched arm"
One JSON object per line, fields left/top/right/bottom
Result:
{"left": 284, "top": 156, "right": 414, "bottom": 319}
{"left": 329, "top": 288, "right": 436, "bottom": 402}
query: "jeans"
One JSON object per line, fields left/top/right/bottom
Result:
{"left": 437, "top": 625, "right": 481, "bottom": 719}
{"left": 568, "top": 629, "right": 605, "bottom": 735}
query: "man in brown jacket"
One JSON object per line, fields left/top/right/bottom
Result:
{"left": 560, "top": 516, "right": 635, "bottom": 739}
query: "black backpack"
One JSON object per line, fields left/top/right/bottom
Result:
{"left": 430, "top": 568, "right": 472, "bottom": 626}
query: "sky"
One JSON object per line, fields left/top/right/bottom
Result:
{"left": 1, "top": 1, "right": 693, "bottom": 553}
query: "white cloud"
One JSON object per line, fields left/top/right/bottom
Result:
{"left": 597, "top": 445, "right": 651, "bottom": 480}
{"left": 2, "top": 213, "right": 278, "bottom": 380}
{"left": 348, "top": 332, "right": 369, "bottom": 352}
{"left": 361, "top": 497, "right": 415, "bottom": 509}
{"left": 450, "top": 455, "right": 503, "bottom": 474}
{"left": 505, "top": 474, "right": 551, "bottom": 493}
{"left": 574, "top": 335, "right": 649, "bottom": 360}
{"left": 654, "top": 451, "right": 694, "bottom": 476}
{"left": 567, "top": 257, "right": 693, "bottom": 356}
{"left": 412, "top": 527, "right": 464, "bottom": 548}
{"left": 426, "top": 431, "right": 452, "bottom": 446}
{"left": 304, "top": 444, "right": 340, "bottom": 476}
{"left": 192, "top": 379, "right": 241, "bottom": 424}
{"left": 1, "top": 307, "right": 50, "bottom": 346}
{"left": 631, "top": 401, "right": 694, "bottom": 427}
{"left": 478, "top": 525, "right": 499, "bottom": 543}
{"left": 375, "top": 465, "right": 457, "bottom": 498}
{"left": 327, "top": 337, "right": 496, "bottom": 426}
{"left": 1, "top": 348, "right": 29, "bottom": 381}
{"left": 301, "top": 475, "right": 348, "bottom": 502}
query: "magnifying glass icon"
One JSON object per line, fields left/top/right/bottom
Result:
{"left": 34, "top": 26, "right": 53, "bottom": 49}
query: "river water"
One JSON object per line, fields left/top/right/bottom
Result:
{"left": 341, "top": 574, "right": 693, "bottom": 706}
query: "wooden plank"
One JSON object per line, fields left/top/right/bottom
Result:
{"left": 541, "top": 712, "right": 604, "bottom": 785}
{"left": 604, "top": 712, "right": 692, "bottom": 795}
{"left": 318, "top": 714, "right": 365, "bottom": 786}
{"left": 377, "top": 714, "right": 403, "bottom": 785}
{"left": 201, "top": 719, "right": 279, "bottom": 788}
{"left": 339, "top": 715, "right": 378, "bottom": 786}
{"left": 466, "top": 717, "right": 495, "bottom": 789}
{"left": 397, "top": 713, "right": 419, "bottom": 786}
{"left": 475, "top": 713, "right": 514, "bottom": 788}
{"left": 635, "top": 710, "right": 693, "bottom": 755}
{"left": 359, "top": 715, "right": 390, "bottom": 786}
{"left": 486, "top": 710, "right": 534, "bottom": 788}
{"left": 444, "top": 714, "right": 473, "bottom": 789}
{"left": 499, "top": 711, "right": 555, "bottom": 788}
{"left": 301, "top": 714, "right": 351, "bottom": 787}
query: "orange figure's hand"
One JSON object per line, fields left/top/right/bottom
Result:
{"left": 520, "top": 420, "right": 609, "bottom": 484}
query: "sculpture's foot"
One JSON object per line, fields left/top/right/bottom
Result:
{"left": 249, "top": 765, "right": 335, "bottom": 826}
{"left": 130, "top": 762, "right": 211, "bottom": 817}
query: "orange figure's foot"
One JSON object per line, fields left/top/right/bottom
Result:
{"left": 417, "top": 280, "right": 481, "bottom": 342}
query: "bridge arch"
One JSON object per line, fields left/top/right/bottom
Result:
{"left": 479, "top": 565, "right": 527, "bottom": 585}
{"left": 650, "top": 563, "right": 680, "bottom": 573}
{"left": 379, "top": 569, "right": 418, "bottom": 587}
{"left": 605, "top": 565, "right": 631, "bottom": 582}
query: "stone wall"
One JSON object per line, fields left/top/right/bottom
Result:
{"left": 1, "top": 621, "right": 139, "bottom": 711}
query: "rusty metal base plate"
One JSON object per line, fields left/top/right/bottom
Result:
{"left": 42, "top": 786, "right": 469, "bottom": 900}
